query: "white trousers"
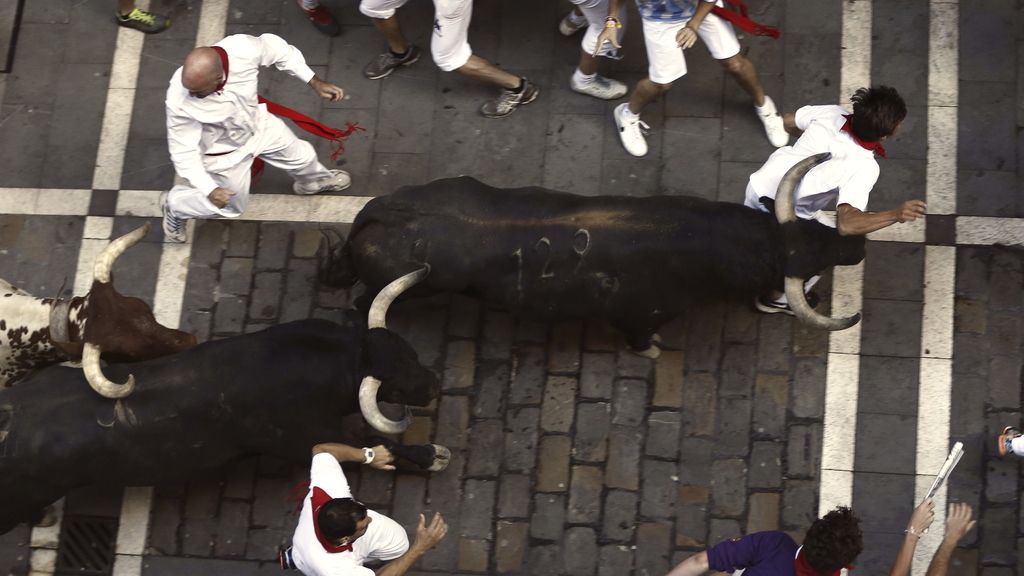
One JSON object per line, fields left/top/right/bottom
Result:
{"left": 167, "top": 113, "right": 331, "bottom": 220}
{"left": 571, "top": 0, "right": 627, "bottom": 58}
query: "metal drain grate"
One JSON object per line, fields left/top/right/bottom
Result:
{"left": 55, "top": 515, "right": 119, "bottom": 576}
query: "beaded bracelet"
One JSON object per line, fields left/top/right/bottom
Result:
{"left": 604, "top": 16, "right": 622, "bottom": 29}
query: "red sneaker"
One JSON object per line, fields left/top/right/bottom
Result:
{"left": 298, "top": 3, "right": 340, "bottom": 36}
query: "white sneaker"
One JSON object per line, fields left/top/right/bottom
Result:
{"left": 571, "top": 74, "right": 628, "bottom": 100}
{"left": 614, "top": 103, "right": 649, "bottom": 157}
{"left": 160, "top": 192, "right": 187, "bottom": 243}
{"left": 558, "top": 10, "right": 587, "bottom": 36}
{"left": 757, "top": 96, "right": 789, "bottom": 148}
{"left": 294, "top": 169, "right": 352, "bottom": 195}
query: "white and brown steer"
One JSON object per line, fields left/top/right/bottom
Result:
{"left": 0, "top": 223, "right": 196, "bottom": 397}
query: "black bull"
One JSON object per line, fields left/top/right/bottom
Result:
{"left": 0, "top": 318, "right": 439, "bottom": 534}
{"left": 321, "top": 173, "right": 867, "bottom": 353}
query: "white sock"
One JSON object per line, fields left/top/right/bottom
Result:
{"left": 620, "top": 105, "right": 640, "bottom": 122}
{"left": 573, "top": 69, "right": 596, "bottom": 85}
{"left": 298, "top": 0, "right": 320, "bottom": 10}
{"left": 755, "top": 95, "right": 776, "bottom": 116}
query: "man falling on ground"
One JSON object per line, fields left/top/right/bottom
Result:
{"left": 162, "top": 33, "right": 352, "bottom": 243}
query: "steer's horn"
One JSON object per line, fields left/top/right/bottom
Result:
{"left": 359, "top": 267, "right": 430, "bottom": 434}
{"left": 81, "top": 343, "right": 136, "bottom": 399}
{"left": 774, "top": 152, "right": 860, "bottom": 331}
{"left": 93, "top": 223, "right": 151, "bottom": 284}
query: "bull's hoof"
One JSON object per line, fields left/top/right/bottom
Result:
{"left": 633, "top": 344, "right": 661, "bottom": 360}
{"left": 427, "top": 444, "right": 451, "bottom": 472}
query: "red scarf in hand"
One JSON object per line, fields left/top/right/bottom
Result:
{"left": 711, "top": 0, "right": 780, "bottom": 39}
{"left": 311, "top": 487, "right": 354, "bottom": 553}
{"left": 840, "top": 114, "right": 887, "bottom": 158}
{"left": 794, "top": 548, "right": 851, "bottom": 576}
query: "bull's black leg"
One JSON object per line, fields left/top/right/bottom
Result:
{"left": 365, "top": 435, "right": 451, "bottom": 472}
{"left": 611, "top": 319, "right": 662, "bottom": 360}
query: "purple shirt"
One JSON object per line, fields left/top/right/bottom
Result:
{"left": 707, "top": 531, "right": 799, "bottom": 575}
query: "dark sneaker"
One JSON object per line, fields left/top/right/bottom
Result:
{"left": 160, "top": 193, "right": 187, "bottom": 243}
{"left": 298, "top": 3, "right": 340, "bottom": 37}
{"left": 754, "top": 291, "right": 820, "bottom": 316}
{"left": 480, "top": 78, "right": 539, "bottom": 118}
{"left": 998, "top": 426, "right": 1020, "bottom": 457}
{"left": 363, "top": 45, "right": 421, "bottom": 80}
{"left": 278, "top": 546, "right": 296, "bottom": 570}
{"left": 116, "top": 8, "right": 170, "bottom": 34}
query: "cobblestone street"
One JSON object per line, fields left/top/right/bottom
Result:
{"left": 0, "top": 1, "right": 1022, "bottom": 575}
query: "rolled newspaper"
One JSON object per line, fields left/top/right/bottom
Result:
{"left": 925, "top": 441, "right": 965, "bottom": 501}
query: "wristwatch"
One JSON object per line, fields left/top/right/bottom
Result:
{"left": 362, "top": 447, "right": 375, "bottom": 464}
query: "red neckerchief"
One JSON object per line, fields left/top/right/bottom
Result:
{"left": 794, "top": 547, "right": 851, "bottom": 576}
{"left": 840, "top": 114, "right": 887, "bottom": 158}
{"left": 310, "top": 487, "right": 353, "bottom": 553}
{"left": 210, "top": 46, "right": 229, "bottom": 93}
{"left": 711, "top": 0, "right": 780, "bottom": 39}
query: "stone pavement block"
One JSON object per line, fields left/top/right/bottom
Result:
{"left": 476, "top": 83, "right": 551, "bottom": 188}
{"left": 458, "top": 538, "right": 489, "bottom": 572}
{"left": 541, "top": 376, "right": 577, "bottom": 433}
{"left": 504, "top": 407, "right": 540, "bottom": 474}
{"left": 4, "top": 23, "right": 66, "bottom": 107}
{"left": 985, "top": 457, "right": 1019, "bottom": 504}
{"left": 182, "top": 517, "right": 217, "bottom": 557}
{"left": 214, "top": 295, "right": 248, "bottom": 334}
{"left": 148, "top": 493, "right": 183, "bottom": 555}
{"left": 443, "top": 340, "right": 476, "bottom": 390}
{"left": 460, "top": 480, "right": 496, "bottom": 539}
{"left": 989, "top": 354, "right": 1023, "bottom": 409}
{"left": 319, "top": 107, "right": 377, "bottom": 192}
{"left": 678, "top": 437, "right": 713, "bottom": 486}
{"left": 0, "top": 108, "right": 50, "bottom": 187}
{"left": 680, "top": 371, "right": 717, "bottom": 436}
{"left": 466, "top": 419, "right": 504, "bottom": 477}
{"left": 854, "top": 413, "right": 917, "bottom": 474}
{"left": 663, "top": 48, "right": 724, "bottom": 119}
{"left": 568, "top": 465, "right": 603, "bottom": 524}
{"left": 981, "top": 507, "right": 1017, "bottom": 565}
{"left": 653, "top": 351, "right": 684, "bottom": 408}
{"left": 602, "top": 490, "right": 638, "bottom": 541}
{"left": 961, "top": 0, "right": 1018, "bottom": 83}
{"left": 783, "top": 30, "right": 843, "bottom": 106}
{"left": 391, "top": 475, "right": 427, "bottom": 530}
{"left": 954, "top": 333, "right": 992, "bottom": 377}
{"left": 220, "top": 258, "right": 255, "bottom": 296}
{"left": 675, "top": 491, "right": 708, "bottom": 548}
{"left": 214, "top": 500, "right": 251, "bottom": 558}
{"left": 864, "top": 242, "right": 926, "bottom": 301}
{"left": 713, "top": 397, "right": 751, "bottom": 458}
{"left": 41, "top": 64, "right": 107, "bottom": 188}
{"left": 599, "top": 109, "right": 664, "bottom": 197}
{"left": 584, "top": 320, "right": 619, "bottom": 353}
{"left": 886, "top": 104, "right": 928, "bottom": 161}
{"left": 617, "top": 351, "right": 654, "bottom": 380}
{"left": 544, "top": 114, "right": 606, "bottom": 196}
{"left": 580, "top": 353, "right": 616, "bottom": 399}
{"left": 368, "top": 152, "right": 431, "bottom": 197}
{"left": 548, "top": 321, "right": 582, "bottom": 374}
{"left": 852, "top": 472, "right": 914, "bottom": 533}
{"left": 526, "top": 545, "right": 563, "bottom": 576}
{"left": 375, "top": 75, "right": 437, "bottom": 155}
{"left": 226, "top": 223, "right": 259, "bottom": 258}
{"left": 858, "top": 356, "right": 920, "bottom": 416}
{"left": 646, "top": 412, "right": 681, "bottom": 459}
{"left": 498, "top": 474, "right": 531, "bottom": 520}
{"left": 709, "top": 459, "right": 746, "bottom": 517}
{"left": 786, "top": 424, "right": 822, "bottom": 479}
{"left": 223, "top": 458, "right": 257, "bottom": 501}
{"left": 530, "top": 493, "right": 566, "bottom": 541}
{"left": 280, "top": 258, "right": 316, "bottom": 322}
{"left": 708, "top": 518, "right": 742, "bottom": 546}
{"left": 640, "top": 460, "right": 678, "bottom": 519}
{"left": 184, "top": 266, "right": 219, "bottom": 311}
{"left": 720, "top": 77, "right": 784, "bottom": 164}
{"left": 872, "top": 1, "right": 929, "bottom": 106}
{"left": 515, "top": 319, "right": 549, "bottom": 344}
{"left": 142, "top": 555, "right": 270, "bottom": 575}
{"left": 747, "top": 492, "right": 780, "bottom": 533}
{"left": 756, "top": 315, "right": 793, "bottom": 372}
{"left": 480, "top": 310, "right": 515, "bottom": 361}
{"left": 783, "top": 479, "right": 819, "bottom": 531}
{"left": 860, "top": 299, "right": 923, "bottom": 358}
{"left": 868, "top": 158, "right": 926, "bottom": 211}
{"left": 988, "top": 250, "right": 1023, "bottom": 310}
{"left": 448, "top": 295, "right": 481, "bottom": 339}
{"left": 509, "top": 346, "right": 545, "bottom": 405}
{"left": 574, "top": 402, "right": 611, "bottom": 463}
{"left": 611, "top": 379, "right": 647, "bottom": 427}
{"left": 988, "top": 314, "right": 1021, "bottom": 356}
{"left": 748, "top": 442, "right": 782, "bottom": 489}
{"left": 473, "top": 360, "right": 509, "bottom": 419}
{"left": 719, "top": 344, "right": 756, "bottom": 397}
{"left": 495, "top": 521, "right": 529, "bottom": 574}
{"left": 536, "top": 435, "right": 571, "bottom": 492}
{"left": 598, "top": 545, "right": 634, "bottom": 576}
{"left": 421, "top": 458, "right": 463, "bottom": 572}
{"left": 249, "top": 272, "right": 282, "bottom": 321}
{"left": 358, "top": 468, "right": 394, "bottom": 507}
{"left": 752, "top": 374, "right": 787, "bottom": 439}
{"left": 435, "top": 395, "right": 470, "bottom": 449}
{"left": 255, "top": 223, "right": 291, "bottom": 270}
{"left": 252, "top": 477, "right": 296, "bottom": 530}
{"left": 956, "top": 247, "right": 991, "bottom": 300}
{"left": 428, "top": 80, "right": 489, "bottom": 179}
{"left": 686, "top": 305, "right": 724, "bottom": 371}
{"left": 661, "top": 117, "right": 722, "bottom": 199}
{"left": 564, "top": 527, "right": 598, "bottom": 576}
{"left": 959, "top": 81, "right": 1017, "bottom": 172}
{"left": 606, "top": 426, "right": 643, "bottom": 490}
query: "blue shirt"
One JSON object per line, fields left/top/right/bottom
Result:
{"left": 707, "top": 531, "right": 799, "bottom": 575}
{"left": 635, "top": 0, "right": 714, "bottom": 22}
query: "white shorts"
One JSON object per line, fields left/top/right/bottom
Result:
{"left": 359, "top": 0, "right": 473, "bottom": 72}
{"left": 641, "top": 2, "right": 741, "bottom": 85}
{"left": 572, "top": 0, "right": 627, "bottom": 58}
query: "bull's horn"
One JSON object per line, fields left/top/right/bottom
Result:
{"left": 783, "top": 276, "right": 861, "bottom": 331}
{"left": 358, "top": 376, "right": 411, "bottom": 434}
{"left": 774, "top": 153, "right": 832, "bottom": 224}
{"left": 93, "top": 223, "right": 151, "bottom": 284}
{"left": 82, "top": 343, "right": 136, "bottom": 399}
{"left": 367, "top": 267, "right": 429, "bottom": 329}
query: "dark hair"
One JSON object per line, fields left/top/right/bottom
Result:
{"left": 318, "top": 498, "right": 368, "bottom": 541}
{"left": 849, "top": 86, "right": 906, "bottom": 142}
{"left": 802, "top": 506, "right": 863, "bottom": 574}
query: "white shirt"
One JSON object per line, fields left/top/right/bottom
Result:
{"left": 165, "top": 33, "right": 316, "bottom": 195}
{"left": 291, "top": 454, "right": 409, "bottom": 576}
{"left": 746, "top": 105, "right": 880, "bottom": 219}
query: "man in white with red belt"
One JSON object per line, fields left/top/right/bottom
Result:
{"left": 162, "top": 33, "right": 352, "bottom": 243}
{"left": 281, "top": 442, "right": 448, "bottom": 576}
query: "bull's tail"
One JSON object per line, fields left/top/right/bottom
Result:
{"left": 317, "top": 228, "right": 359, "bottom": 288}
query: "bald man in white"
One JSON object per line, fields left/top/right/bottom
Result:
{"left": 162, "top": 33, "right": 349, "bottom": 242}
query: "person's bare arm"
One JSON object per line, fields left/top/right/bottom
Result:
{"left": 665, "top": 550, "right": 709, "bottom": 576}
{"left": 925, "top": 504, "right": 976, "bottom": 576}
{"left": 783, "top": 112, "right": 802, "bottom": 137}
{"left": 375, "top": 513, "right": 448, "bottom": 576}
{"left": 311, "top": 443, "right": 395, "bottom": 471}
{"left": 836, "top": 200, "right": 926, "bottom": 236}
{"left": 889, "top": 499, "right": 935, "bottom": 576}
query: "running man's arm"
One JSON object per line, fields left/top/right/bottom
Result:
{"left": 375, "top": 513, "right": 448, "bottom": 576}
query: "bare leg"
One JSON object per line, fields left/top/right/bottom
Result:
{"left": 117, "top": 0, "right": 134, "bottom": 14}
{"left": 456, "top": 54, "right": 520, "bottom": 90}
{"left": 627, "top": 78, "right": 671, "bottom": 115}
{"left": 371, "top": 15, "right": 410, "bottom": 54}
{"left": 578, "top": 50, "right": 599, "bottom": 76}
{"left": 719, "top": 54, "right": 765, "bottom": 107}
